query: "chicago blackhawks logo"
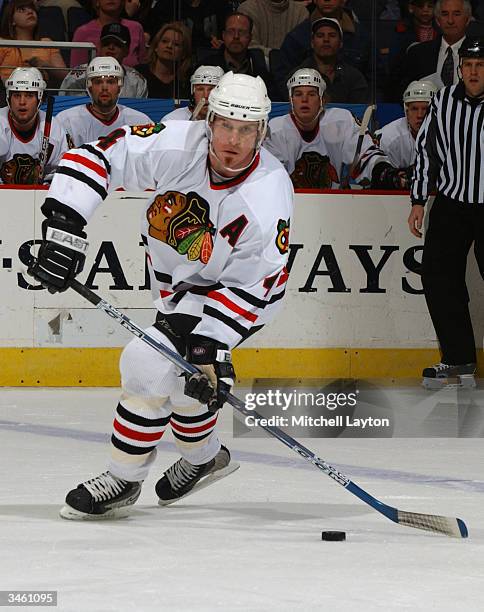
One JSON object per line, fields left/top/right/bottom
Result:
{"left": 290, "top": 151, "right": 338, "bottom": 189}
{"left": 147, "top": 191, "right": 215, "bottom": 264}
{"left": 130, "top": 123, "right": 165, "bottom": 138}
{"left": 0, "top": 152, "right": 46, "bottom": 184}
{"left": 275, "top": 218, "right": 290, "bottom": 255}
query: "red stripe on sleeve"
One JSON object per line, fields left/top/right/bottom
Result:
{"left": 63, "top": 153, "right": 107, "bottom": 178}
{"left": 207, "top": 290, "right": 258, "bottom": 323}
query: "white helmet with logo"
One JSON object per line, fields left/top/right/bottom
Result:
{"left": 287, "top": 68, "right": 326, "bottom": 97}
{"left": 190, "top": 65, "right": 224, "bottom": 93}
{"left": 208, "top": 71, "right": 271, "bottom": 124}
{"left": 6, "top": 67, "right": 46, "bottom": 104}
{"left": 86, "top": 56, "right": 124, "bottom": 89}
{"left": 403, "top": 80, "right": 437, "bottom": 104}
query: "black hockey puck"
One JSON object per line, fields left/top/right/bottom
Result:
{"left": 321, "top": 531, "right": 346, "bottom": 541}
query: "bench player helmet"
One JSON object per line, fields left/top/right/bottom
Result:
{"left": 403, "top": 80, "right": 438, "bottom": 104}
{"left": 287, "top": 68, "right": 326, "bottom": 98}
{"left": 6, "top": 67, "right": 46, "bottom": 111}
{"left": 190, "top": 65, "right": 225, "bottom": 93}
{"left": 86, "top": 56, "right": 124, "bottom": 100}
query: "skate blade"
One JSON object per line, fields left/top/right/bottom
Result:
{"left": 423, "top": 375, "right": 476, "bottom": 390}
{"left": 59, "top": 504, "right": 133, "bottom": 521}
{"left": 158, "top": 461, "right": 240, "bottom": 507}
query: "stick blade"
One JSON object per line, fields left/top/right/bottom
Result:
{"left": 398, "top": 511, "right": 468, "bottom": 538}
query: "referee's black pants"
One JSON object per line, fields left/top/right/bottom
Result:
{"left": 422, "top": 194, "right": 484, "bottom": 365}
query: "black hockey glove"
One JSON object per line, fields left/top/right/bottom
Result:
{"left": 371, "top": 162, "right": 410, "bottom": 190}
{"left": 28, "top": 213, "right": 88, "bottom": 293}
{"left": 184, "top": 334, "right": 235, "bottom": 413}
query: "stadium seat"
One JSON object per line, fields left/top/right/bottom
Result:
{"left": 38, "top": 6, "right": 66, "bottom": 41}
{"left": 67, "top": 6, "right": 92, "bottom": 40}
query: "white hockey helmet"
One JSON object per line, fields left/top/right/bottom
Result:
{"left": 287, "top": 68, "right": 326, "bottom": 98}
{"left": 403, "top": 80, "right": 437, "bottom": 104}
{"left": 208, "top": 71, "right": 271, "bottom": 124}
{"left": 190, "top": 65, "right": 224, "bottom": 93}
{"left": 86, "top": 56, "right": 124, "bottom": 89}
{"left": 6, "top": 67, "right": 46, "bottom": 102}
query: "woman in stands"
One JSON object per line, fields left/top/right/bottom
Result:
{"left": 137, "top": 21, "right": 192, "bottom": 98}
{"left": 0, "top": 0, "right": 67, "bottom": 87}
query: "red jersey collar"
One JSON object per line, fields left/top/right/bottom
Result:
{"left": 209, "top": 153, "right": 260, "bottom": 190}
{"left": 290, "top": 112, "right": 320, "bottom": 142}
{"left": 86, "top": 103, "right": 120, "bottom": 126}
{"left": 8, "top": 112, "right": 39, "bottom": 143}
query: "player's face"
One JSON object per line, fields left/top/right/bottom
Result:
{"left": 460, "top": 58, "right": 484, "bottom": 98}
{"left": 209, "top": 115, "right": 259, "bottom": 176}
{"left": 312, "top": 26, "right": 341, "bottom": 59}
{"left": 8, "top": 91, "right": 39, "bottom": 127}
{"left": 291, "top": 86, "right": 322, "bottom": 124}
{"left": 100, "top": 39, "right": 128, "bottom": 64}
{"left": 192, "top": 84, "right": 215, "bottom": 119}
{"left": 405, "top": 101, "right": 429, "bottom": 135}
{"left": 156, "top": 29, "right": 183, "bottom": 62}
{"left": 435, "top": 0, "right": 470, "bottom": 43}
{"left": 89, "top": 76, "right": 120, "bottom": 110}
{"left": 409, "top": 2, "right": 434, "bottom": 25}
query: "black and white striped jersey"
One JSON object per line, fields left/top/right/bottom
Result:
{"left": 411, "top": 82, "right": 484, "bottom": 205}
{"left": 45, "top": 120, "right": 294, "bottom": 349}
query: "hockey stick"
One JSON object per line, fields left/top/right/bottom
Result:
{"left": 38, "top": 95, "right": 54, "bottom": 184}
{"left": 190, "top": 97, "right": 206, "bottom": 121}
{"left": 340, "top": 104, "right": 376, "bottom": 189}
{"left": 68, "top": 278, "right": 468, "bottom": 539}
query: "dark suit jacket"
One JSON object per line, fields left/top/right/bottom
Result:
{"left": 402, "top": 37, "right": 442, "bottom": 86}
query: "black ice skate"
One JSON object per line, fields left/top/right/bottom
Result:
{"left": 59, "top": 471, "right": 142, "bottom": 520}
{"left": 422, "top": 362, "right": 476, "bottom": 390}
{"left": 156, "top": 446, "right": 240, "bottom": 506}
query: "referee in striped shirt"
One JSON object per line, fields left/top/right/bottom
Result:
{"left": 408, "top": 35, "right": 483, "bottom": 389}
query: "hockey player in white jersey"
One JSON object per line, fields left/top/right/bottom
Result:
{"left": 162, "top": 65, "right": 224, "bottom": 122}
{"left": 264, "top": 68, "right": 407, "bottom": 190}
{"left": 375, "top": 80, "right": 437, "bottom": 183}
{"left": 0, "top": 67, "right": 68, "bottom": 184}
{"left": 29, "top": 72, "right": 293, "bottom": 520}
{"left": 56, "top": 57, "right": 151, "bottom": 148}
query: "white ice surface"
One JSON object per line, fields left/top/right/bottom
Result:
{"left": 0, "top": 388, "right": 483, "bottom": 612}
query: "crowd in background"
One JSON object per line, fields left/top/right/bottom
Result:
{"left": 0, "top": 0, "right": 482, "bottom": 188}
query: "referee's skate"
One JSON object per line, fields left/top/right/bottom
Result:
{"left": 422, "top": 362, "right": 477, "bottom": 390}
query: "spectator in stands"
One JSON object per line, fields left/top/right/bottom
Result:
{"left": 293, "top": 17, "right": 369, "bottom": 102}
{"left": 0, "top": 0, "right": 67, "bottom": 86}
{"left": 401, "top": 0, "right": 473, "bottom": 89}
{"left": 0, "top": 67, "right": 68, "bottom": 184}
{"left": 238, "top": 0, "right": 309, "bottom": 59}
{"left": 144, "top": 0, "right": 223, "bottom": 49}
{"left": 264, "top": 68, "right": 406, "bottom": 190}
{"left": 277, "top": 0, "right": 370, "bottom": 80}
{"left": 137, "top": 22, "right": 192, "bottom": 98}
{"left": 375, "top": 79, "right": 437, "bottom": 185}
{"left": 162, "top": 65, "right": 224, "bottom": 120}
{"left": 56, "top": 57, "right": 150, "bottom": 147}
{"left": 70, "top": 0, "right": 147, "bottom": 67}
{"left": 200, "top": 12, "right": 277, "bottom": 99}
{"left": 60, "top": 23, "right": 148, "bottom": 97}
